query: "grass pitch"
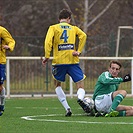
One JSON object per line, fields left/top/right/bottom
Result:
{"left": 0, "top": 97, "right": 133, "bottom": 133}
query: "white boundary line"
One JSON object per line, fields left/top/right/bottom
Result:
{"left": 21, "top": 114, "right": 133, "bottom": 125}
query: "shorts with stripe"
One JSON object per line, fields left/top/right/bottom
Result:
{"left": 52, "top": 64, "right": 86, "bottom": 82}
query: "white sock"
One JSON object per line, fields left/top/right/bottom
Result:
{"left": 55, "top": 86, "right": 70, "bottom": 111}
{"left": 77, "top": 88, "right": 85, "bottom": 100}
{"left": 0, "top": 87, "right": 5, "bottom": 105}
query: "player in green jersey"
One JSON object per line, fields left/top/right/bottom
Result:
{"left": 0, "top": 26, "right": 15, "bottom": 116}
{"left": 93, "top": 60, "right": 133, "bottom": 117}
{"left": 42, "top": 9, "right": 89, "bottom": 116}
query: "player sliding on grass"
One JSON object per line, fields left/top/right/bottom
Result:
{"left": 93, "top": 60, "right": 133, "bottom": 117}
{"left": 0, "top": 26, "right": 15, "bottom": 116}
{"left": 42, "top": 9, "right": 90, "bottom": 116}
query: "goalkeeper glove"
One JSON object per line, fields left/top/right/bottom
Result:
{"left": 123, "top": 74, "right": 131, "bottom": 82}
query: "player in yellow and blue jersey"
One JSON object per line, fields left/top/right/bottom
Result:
{"left": 42, "top": 9, "right": 89, "bottom": 116}
{"left": 0, "top": 26, "right": 15, "bottom": 116}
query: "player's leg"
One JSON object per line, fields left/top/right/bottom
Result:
{"left": 0, "top": 85, "right": 5, "bottom": 116}
{"left": 68, "top": 64, "right": 88, "bottom": 112}
{"left": 116, "top": 105, "right": 133, "bottom": 116}
{"left": 55, "top": 80, "right": 72, "bottom": 116}
{"left": 52, "top": 65, "right": 72, "bottom": 116}
{"left": 125, "top": 109, "right": 133, "bottom": 116}
{"left": 0, "top": 64, "right": 6, "bottom": 116}
{"left": 110, "top": 90, "right": 127, "bottom": 111}
{"left": 76, "top": 80, "right": 85, "bottom": 100}
{"left": 76, "top": 81, "right": 87, "bottom": 111}
{"left": 105, "top": 90, "right": 126, "bottom": 117}
{"left": 117, "top": 105, "right": 133, "bottom": 111}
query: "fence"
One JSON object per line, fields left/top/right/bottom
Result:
{"left": 5, "top": 57, "right": 133, "bottom": 98}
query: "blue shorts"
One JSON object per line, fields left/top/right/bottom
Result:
{"left": 0, "top": 64, "right": 6, "bottom": 85}
{"left": 52, "top": 64, "right": 86, "bottom": 82}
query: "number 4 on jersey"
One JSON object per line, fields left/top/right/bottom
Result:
{"left": 60, "top": 30, "right": 68, "bottom": 43}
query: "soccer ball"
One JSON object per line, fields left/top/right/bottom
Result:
{"left": 83, "top": 97, "right": 94, "bottom": 111}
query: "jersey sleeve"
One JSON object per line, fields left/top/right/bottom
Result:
{"left": 44, "top": 26, "right": 54, "bottom": 58}
{"left": 1, "top": 29, "right": 15, "bottom": 52}
{"left": 99, "top": 71, "right": 123, "bottom": 84}
{"left": 75, "top": 26, "right": 87, "bottom": 53}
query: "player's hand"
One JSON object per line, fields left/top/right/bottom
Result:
{"left": 41, "top": 57, "right": 49, "bottom": 66}
{"left": 123, "top": 74, "right": 131, "bottom": 82}
{"left": 3, "top": 45, "right": 10, "bottom": 50}
{"left": 72, "top": 51, "right": 80, "bottom": 56}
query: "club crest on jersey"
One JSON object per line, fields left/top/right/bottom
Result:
{"left": 58, "top": 44, "right": 74, "bottom": 51}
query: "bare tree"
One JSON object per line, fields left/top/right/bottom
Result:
{"left": 83, "top": 0, "right": 89, "bottom": 34}
{"left": 62, "top": 0, "right": 76, "bottom": 25}
{"left": 87, "top": 0, "right": 115, "bottom": 28}
{"left": 88, "top": 0, "right": 98, "bottom": 10}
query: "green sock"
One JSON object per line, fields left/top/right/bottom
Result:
{"left": 110, "top": 94, "right": 124, "bottom": 111}
{"left": 118, "top": 111, "right": 126, "bottom": 116}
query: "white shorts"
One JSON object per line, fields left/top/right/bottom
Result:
{"left": 95, "top": 92, "right": 113, "bottom": 113}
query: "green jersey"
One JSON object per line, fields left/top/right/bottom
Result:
{"left": 92, "top": 71, "right": 123, "bottom": 100}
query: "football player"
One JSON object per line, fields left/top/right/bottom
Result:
{"left": 42, "top": 9, "right": 88, "bottom": 116}
{"left": 93, "top": 60, "right": 133, "bottom": 117}
{"left": 0, "top": 26, "right": 15, "bottom": 116}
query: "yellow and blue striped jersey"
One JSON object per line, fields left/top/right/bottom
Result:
{"left": 44, "top": 22, "right": 87, "bottom": 65}
{"left": 0, "top": 26, "right": 15, "bottom": 64}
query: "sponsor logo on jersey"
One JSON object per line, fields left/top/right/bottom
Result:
{"left": 58, "top": 44, "right": 74, "bottom": 51}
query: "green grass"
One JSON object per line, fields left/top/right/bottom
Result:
{"left": 0, "top": 97, "right": 133, "bottom": 133}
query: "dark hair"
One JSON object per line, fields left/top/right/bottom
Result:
{"left": 59, "top": 9, "right": 72, "bottom": 20}
{"left": 109, "top": 60, "right": 122, "bottom": 68}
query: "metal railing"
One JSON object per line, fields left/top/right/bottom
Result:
{"left": 6, "top": 57, "right": 133, "bottom": 98}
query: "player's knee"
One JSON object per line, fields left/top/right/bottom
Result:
{"left": 120, "top": 90, "right": 127, "bottom": 97}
